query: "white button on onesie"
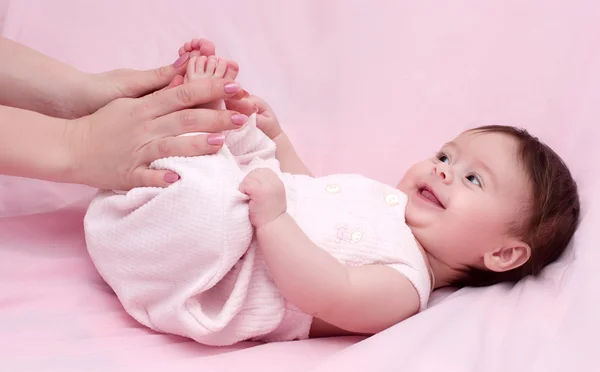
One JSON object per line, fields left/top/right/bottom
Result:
{"left": 84, "top": 115, "right": 431, "bottom": 346}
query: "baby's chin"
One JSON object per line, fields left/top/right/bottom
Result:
{"left": 404, "top": 216, "right": 428, "bottom": 245}
{"left": 404, "top": 214, "right": 439, "bottom": 249}
{"left": 403, "top": 203, "right": 429, "bottom": 228}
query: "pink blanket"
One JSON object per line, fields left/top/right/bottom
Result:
{"left": 1, "top": 1, "right": 598, "bottom": 371}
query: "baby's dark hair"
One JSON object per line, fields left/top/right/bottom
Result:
{"left": 453, "top": 125, "right": 580, "bottom": 287}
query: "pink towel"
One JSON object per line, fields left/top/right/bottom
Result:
{"left": 84, "top": 116, "right": 312, "bottom": 346}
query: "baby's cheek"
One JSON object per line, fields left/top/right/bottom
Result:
{"left": 397, "top": 164, "right": 423, "bottom": 192}
{"left": 459, "top": 208, "right": 505, "bottom": 243}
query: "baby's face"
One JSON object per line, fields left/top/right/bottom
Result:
{"left": 397, "top": 131, "right": 531, "bottom": 270}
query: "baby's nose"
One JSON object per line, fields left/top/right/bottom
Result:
{"left": 434, "top": 166, "right": 452, "bottom": 183}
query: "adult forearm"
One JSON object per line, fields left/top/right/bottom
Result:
{"left": 0, "top": 105, "right": 73, "bottom": 183}
{"left": 273, "top": 132, "right": 312, "bottom": 176}
{"left": 0, "top": 36, "right": 88, "bottom": 118}
{"left": 256, "top": 213, "right": 348, "bottom": 316}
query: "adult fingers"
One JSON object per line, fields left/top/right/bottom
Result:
{"left": 153, "top": 108, "right": 248, "bottom": 137}
{"left": 114, "top": 53, "right": 192, "bottom": 98}
{"left": 130, "top": 167, "right": 180, "bottom": 189}
{"left": 144, "top": 78, "right": 243, "bottom": 118}
{"left": 140, "top": 133, "right": 227, "bottom": 165}
{"left": 164, "top": 74, "right": 185, "bottom": 90}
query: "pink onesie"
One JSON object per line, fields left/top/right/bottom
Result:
{"left": 84, "top": 115, "right": 431, "bottom": 346}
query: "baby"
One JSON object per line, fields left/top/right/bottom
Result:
{"left": 84, "top": 41, "right": 580, "bottom": 346}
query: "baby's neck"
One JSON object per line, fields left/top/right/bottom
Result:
{"left": 413, "top": 240, "right": 458, "bottom": 290}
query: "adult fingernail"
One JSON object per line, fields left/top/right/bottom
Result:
{"left": 224, "top": 82, "right": 241, "bottom": 94}
{"left": 207, "top": 134, "right": 226, "bottom": 145}
{"left": 173, "top": 52, "right": 189, "bottom": 68}
{"left": 231, "top": 113, "right": 248, "bottom": 126}
{"left": 164, "top": 172, "right": 180, "bottom": 183}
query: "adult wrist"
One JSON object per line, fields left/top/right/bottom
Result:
{"left": 58, "top": 118, "right": 90, "bottom": 186}
{"left": 52, "top": 72, "right": 95, "bottom": 119}
{"left": 0, "top": 105, "right": 79, "bottom": 184}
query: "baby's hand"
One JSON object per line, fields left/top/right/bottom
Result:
{"left": 239, "top": 168, "right": 286, "bottom": 228}
{"left": 226, "top": 94, "right": 282, "bottom": 140}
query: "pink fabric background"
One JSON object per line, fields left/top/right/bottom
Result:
{"left": 1, "top": 1, "right": 598, "bottom": 371}
{"left": 0, "top": 1, "right": 6, "bottom": 32}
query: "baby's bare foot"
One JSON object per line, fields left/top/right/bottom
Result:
{"left": 178, "top": 38, "right": 216, "bottom": 59}
{"left": 184, "top": 55, "right": 240, "bottom": 110}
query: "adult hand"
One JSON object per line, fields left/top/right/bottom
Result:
{"left": 66, "top": 77, "right": 248, "bottom": 191}
{"left": 76, "top": 39, "right": 219, "bottom": 118}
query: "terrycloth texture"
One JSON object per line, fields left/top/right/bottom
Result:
{"left": 84, "top": 116, "right": 431, "bottom": 345}
{"left": 84, "top": 116, "right": 292, "bottom": 346}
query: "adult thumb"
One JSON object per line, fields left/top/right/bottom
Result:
{"left": 111, "top": 53, "right": 191, "bottom": 98}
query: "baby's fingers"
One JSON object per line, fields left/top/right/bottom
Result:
{"left": 224, "top": 98, "right": 256, "bottom": 116}
{"left": 244, "top": 95, "right": 273, "bottom": 114}
{"left": 239, "top": 175, "right": 262, "bottom": 195}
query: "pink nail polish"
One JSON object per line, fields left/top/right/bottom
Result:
{"left": 231, "top": 113, "right": 249, "bottom": 126}
{"left": 173, "top": 53, "right": 189, "bottom": 68}
{"left": 207, "top": 134, "right": 226, "bottom": 146}
{"left": 164, "top": 172, "right": 180, "bottom": 183}
{"left": 224, "top": 82, "right": 241, "bottom": 94}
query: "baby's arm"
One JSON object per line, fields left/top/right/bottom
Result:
{"left": 240, "top": 169, "right": 420, "bottom": 335}
{"left": 259, "top": 213, "right": 419, "bottom": 334}
{"left": 272, "top": 132, "right": 313, "bottom": 177}
{"left": 227, "top": 95, "right": 312, "bottom": 176}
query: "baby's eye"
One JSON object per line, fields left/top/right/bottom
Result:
{"left": 466, "top": 174, "right": 482, "bottom": 187}
{"left": 437, "top": 153, "right": 450, "bottom": 164}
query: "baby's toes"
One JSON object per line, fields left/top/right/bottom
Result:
{"left": 183, "top": 57, "right": 198, "bottom": 83}
{"left": 184, "top": 56, "right": 198, "bottom": 82}
{"left": 189, "top": 49, "right": 203, "bottom": 58}
{"left": 191, "top": 38, "right": 208, "bottom": 51}
{"left": 196, "top": 56, "right": 208, "bottom": 75}
{"left": 186, "top": 56, "right": 208, "bottom": 81}
{"left": 194, "top": 38, "right": 216, "bottom": 56}
{"left": 179, "top": 38, "right": 216, "bottom": 57}
{"left": 206, "top": 56, "right": 218, "bottom": 76}
{"left": 214, "top": 59, "right": 228, "bottom": 78}
{"left": 224, "top": 60, "right": 240, "bottom": 80}
{"left": 178, "top": 45, "right": 187, "bottom": 56}
{"left": 186, "top": 40, "right": 202, "bottom": 58}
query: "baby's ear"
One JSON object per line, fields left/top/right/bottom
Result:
{"left": 483, "top": 240, "right": 531, "bottom": 272}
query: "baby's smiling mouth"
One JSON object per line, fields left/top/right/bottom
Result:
{"left": 418, "top": 186, "right": 445, "bottom": 209}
